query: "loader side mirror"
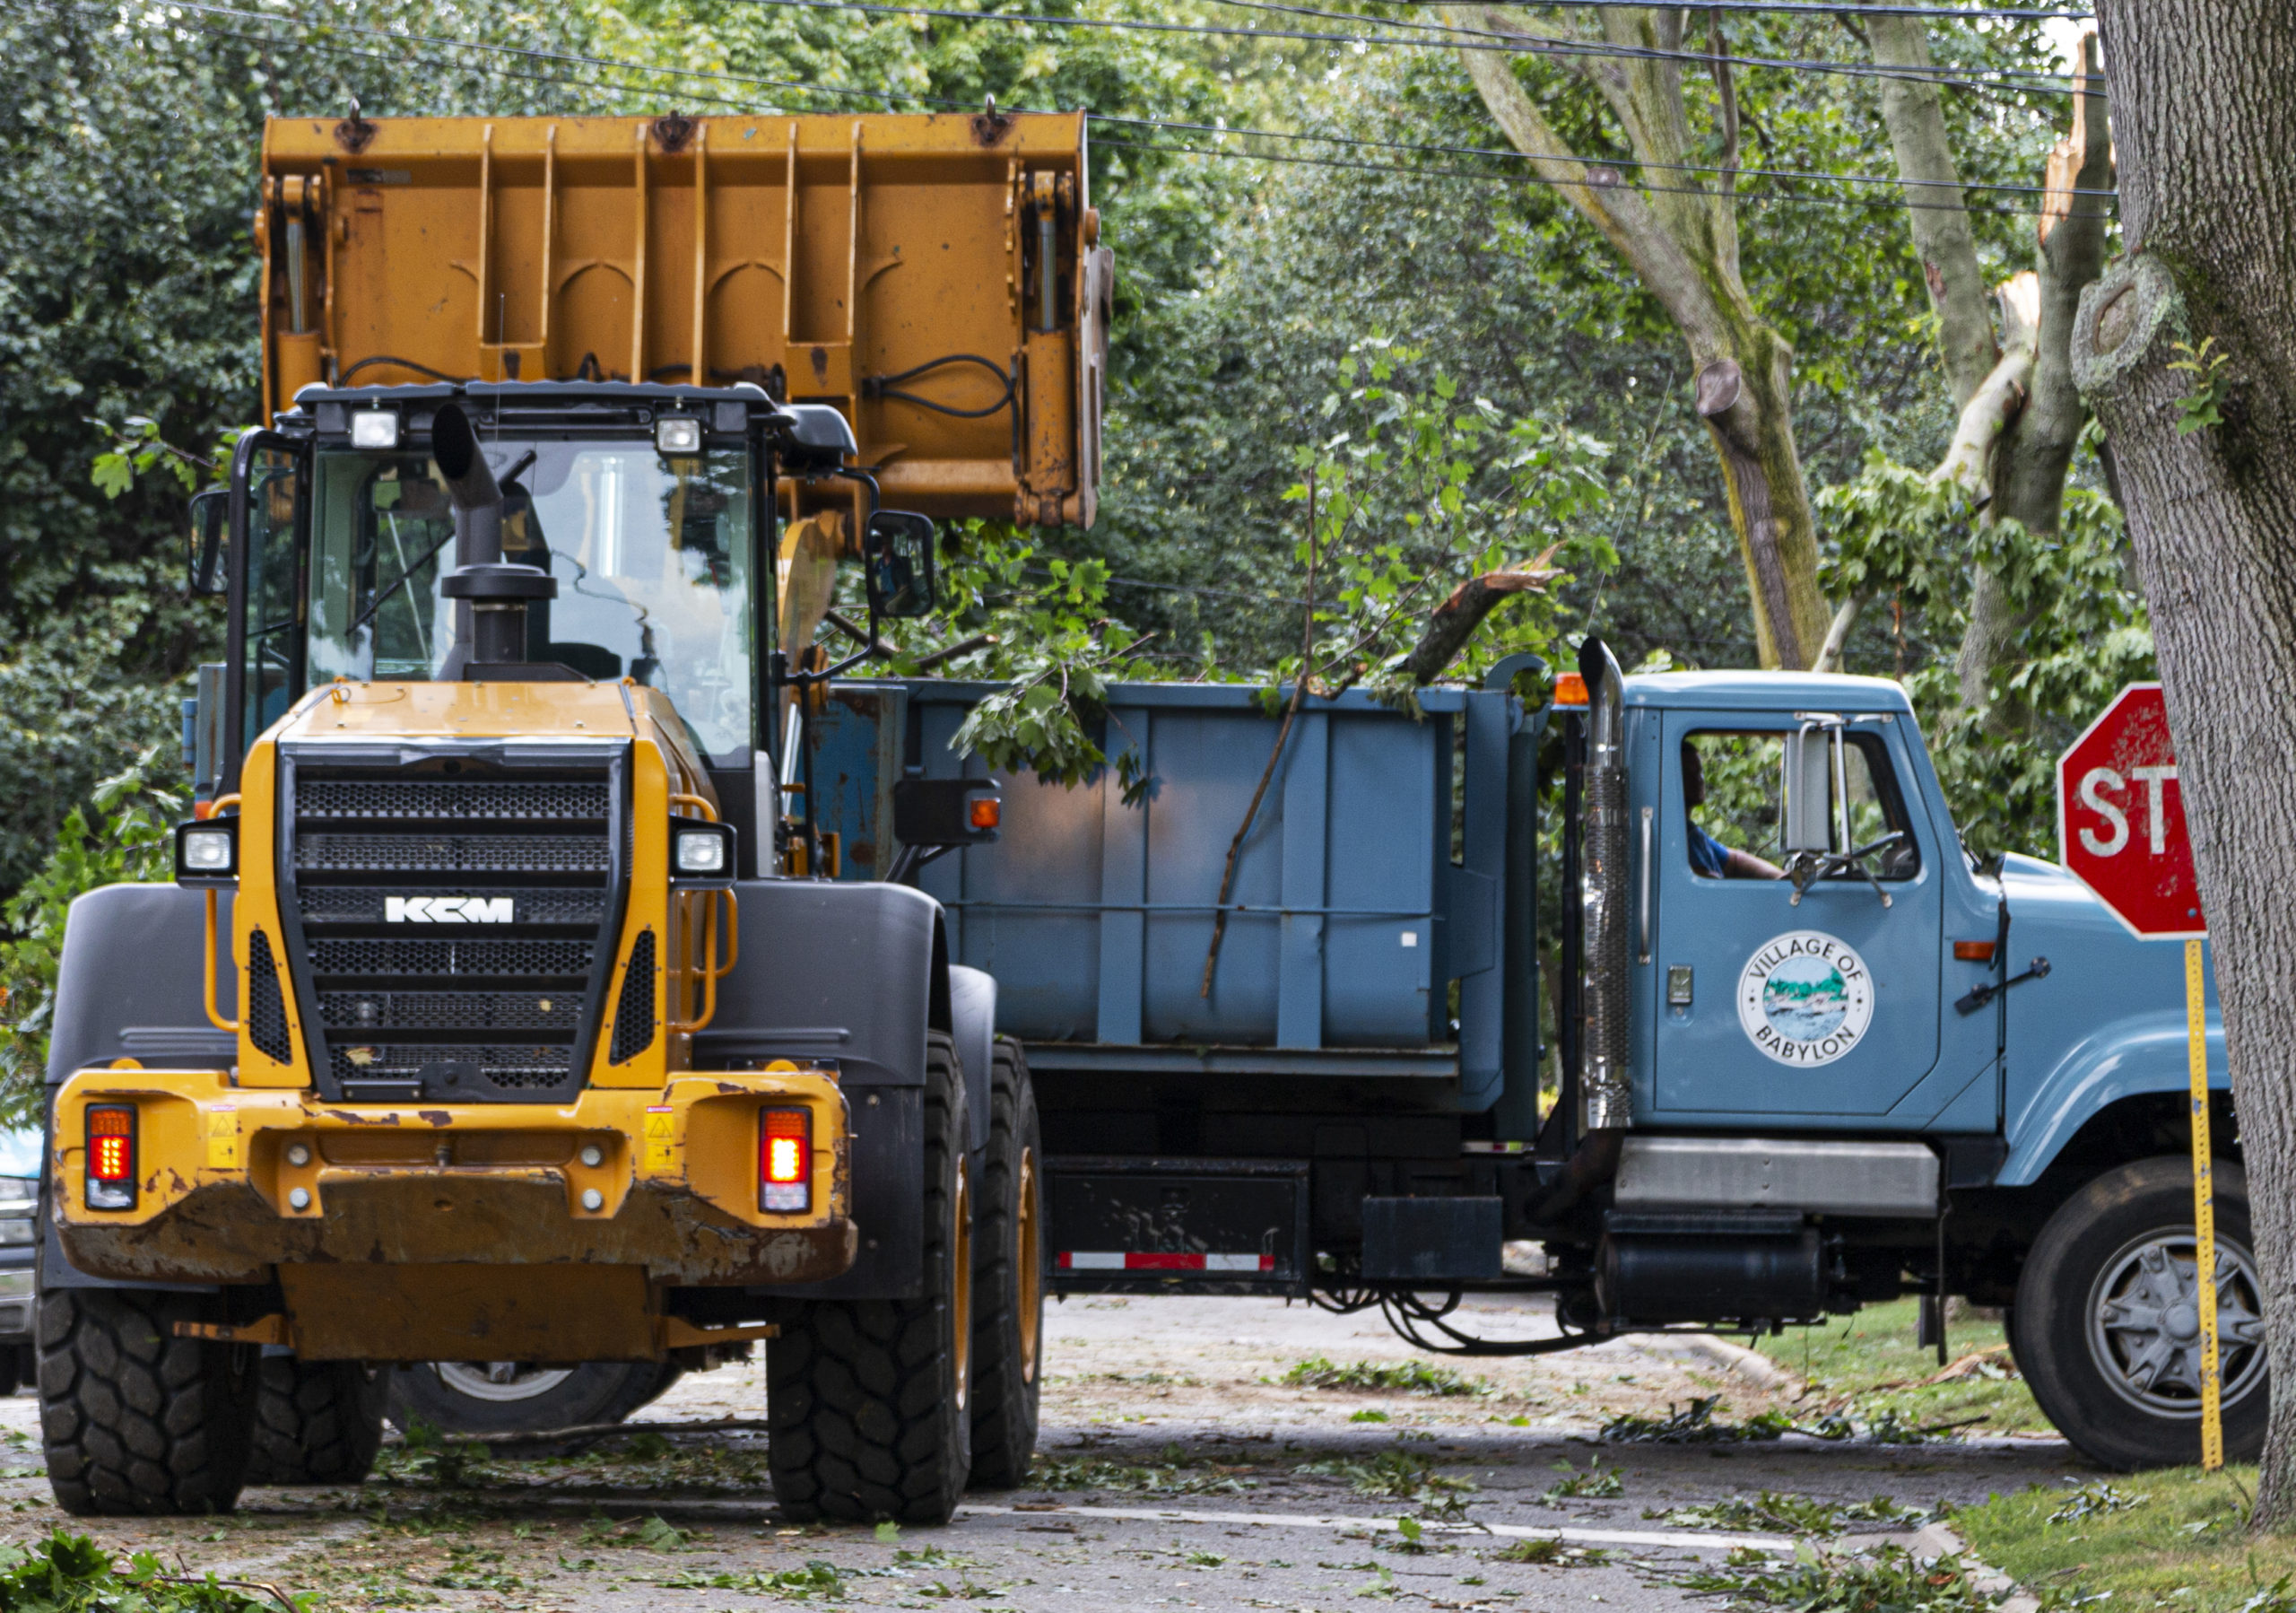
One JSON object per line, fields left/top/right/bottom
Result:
{"left": 1780, "top": 722, "right": 1841, "bottom": 855}
{"left": 187, "top": 487, "right": 229, "bottom": 596}
{"left": 864, "top": 510, "right": 936, "bottom": 620}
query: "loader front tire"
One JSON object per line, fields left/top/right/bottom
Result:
{"left": 38, "top": 1288, "right": 254, "bottom": 1516}
{"left": 245, "top": 1358, "right": 386, "bottom": 1486}
{"left": 968, "top": 1036, "right": 1043, "bottom": 1490}
{"left": 768, "top": 1031, "right": 972, "bottom": 1523}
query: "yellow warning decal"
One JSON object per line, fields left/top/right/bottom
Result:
{"left": 644, "top": 1105, "right": 675, "bottom": 1170}
{"left": 205, "top": 1106, "right": 239, "bottom": 1171}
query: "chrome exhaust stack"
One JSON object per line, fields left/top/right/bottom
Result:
{"left": 1578, "top": 636, "right": 1632, "bottom": 1131}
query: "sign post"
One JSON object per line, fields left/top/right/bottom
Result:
{"left": 2059, "top": 684, "right": 2220, "bottom": 1469}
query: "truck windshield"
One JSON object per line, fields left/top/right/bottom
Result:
{"left": 305, "top": 440, "right": 756, "bottom": 765}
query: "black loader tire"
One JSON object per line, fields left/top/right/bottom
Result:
{"left": 37, "top": 1287, "right": 254, "bottom": 1516}
{"left": 387, "top": 1361, "right": 681, "bottom": 1456}
{"left": 769, "top": 1030, "right": 973, "bottom": 1522}
{"left": 2014, "top": 1155, "right": 2268, "bottom": 1469}
{"left": 968, "top": 1036, "right": 1043, "bottom": 1489}
{"left": 245, "top": 1358, "right": 387, "bottom": 1485}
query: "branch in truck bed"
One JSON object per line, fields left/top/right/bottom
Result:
{"left": 1391, "top": 547, "right": 1562, "bottom": 687}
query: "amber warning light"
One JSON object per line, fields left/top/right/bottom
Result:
{"left": 761, "top": 1109, "right": 811, "bottom": 1213}
{"left": 969, "top": 796, "right": 1001, "bottom": 831}
{"left": 86, "top": 1105, "right": 136, "bottom": 1211}
{"left": 1552, "top": 673, "right": 1590, "bottom": 708}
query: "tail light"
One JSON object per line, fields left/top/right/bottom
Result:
{"left": 85, "top": 1106, "right": 136, "bottom": 1211}
{"left": 760, "top": 1108, "right": 811, "bottom": 1213}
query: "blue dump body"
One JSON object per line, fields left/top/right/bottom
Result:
{"left": 810, "top": 675, "right": 1543, "bottom": 1113}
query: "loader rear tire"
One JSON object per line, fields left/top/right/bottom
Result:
{"left": 768, "top": 1032, "right": 972, "bottom": 1523}
{"left": 37, "top": 1288, "right": 254, "bottom": 1516}
{"left": 968, "top": 1036, "right": 1042, "bottom": 1490}
{"left": 245, "top": 1359, "right": 386, "bottom": 1486}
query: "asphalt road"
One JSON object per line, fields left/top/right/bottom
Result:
{"left": 0, "top": 1294, "right": 2079, "bottom": 1609}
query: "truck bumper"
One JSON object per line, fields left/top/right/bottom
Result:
{"left": 50, "top": 1067, "right": 854, "bottom": 1292}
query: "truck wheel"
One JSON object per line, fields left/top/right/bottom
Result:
{"left": 769, "top": 1030, "right": 972, "bottom": 1523}
{"left": 2014, "top": 1156, "right": 2268, "bottom": 1469}
{"left": 37, "top": 1288, "right": 254, "bottom": 1516}
{"left": 969, "top": 1036, "right": 1043, "bottom": 1490}
{"left": 245, "top": 1360, "right": 386, "bottom": 1486}
{"left": 387, "top": 1361, "right": 680, "bottom": 1455}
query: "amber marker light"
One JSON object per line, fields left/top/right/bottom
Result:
{"left": 85, "top": 1105, "right": 136, "bottom": 1211}
{"left": 1552, "top": 672, "right": 1590, "bottom": 707}
{"left": 761, "top": 1109, "right": 811, "bottom": 1213}
{"left": 1953, "top": 941, "right": 1997, "bottom": 963}
{"left": 969, "top": 796, "right": 1001, "bottom": 831}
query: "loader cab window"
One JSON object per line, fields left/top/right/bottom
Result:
{"left": 242, "top": 445, "right": 308, "bottom": 749}
{"left": 306, "top": 438, "right": 757, "bottom": 766}
{"left": 1682, "top": 729, "right": 1920, "bottom": 881}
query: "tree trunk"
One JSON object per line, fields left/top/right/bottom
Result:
{"left": 1453, "top": 5, "right": 1829, "bottom": 669}
{"left": 1863, "top": 6, "right": 1997, "bottom": 409}
{"left": 2078, "top": 0, "right": 2296, "bottom": 1530}
{"left": 1954, "top": 33, "right": 2114, "bottom": 711}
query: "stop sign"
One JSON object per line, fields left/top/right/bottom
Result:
{"left": 2058, "top": 684, "right": 2205, "bottom": 938}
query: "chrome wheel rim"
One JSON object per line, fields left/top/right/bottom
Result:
{"left": 432, "top": 1361, "right": 578, "bottom": 1403}
{"left": 2086, "top": 1229, "right": 2266, "bottom": 1417}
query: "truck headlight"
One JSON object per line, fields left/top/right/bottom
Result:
{"left": 350, "top": 409, "right": 402, "bottom": 450}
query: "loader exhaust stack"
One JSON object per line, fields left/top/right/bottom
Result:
{"left": 433, "top": 401, "right": 554, "bottom": 676}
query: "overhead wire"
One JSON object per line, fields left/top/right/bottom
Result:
{"left": 120, "top": 0, "right": 2105, "bottom": 216}
{"left": 733, "top": 0, "right": 2085, "bottom": 93}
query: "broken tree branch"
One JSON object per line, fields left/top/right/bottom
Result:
{"left": 1390, "top": 546, "right": 1563, "bottom": 686}
{"left": 1203, "top": 470, "right": 1320, "bottom": 999}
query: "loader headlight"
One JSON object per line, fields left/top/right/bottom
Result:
{"left": 656, "top": 415, "right": 704, "bottom": 457}
{"left": 174, "top": 818, "right": 238, "bottom": 886}
{"left": 350, "top": 409, "right": 402, "bottom": 450}
{"left": 668, "top": 818, "right": 736, "bottom": 886}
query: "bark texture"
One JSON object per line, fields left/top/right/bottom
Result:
{"left": 1957, "top": 33, "right": 2116, "bottom": 711}
{"left": 1455, "top": 5, "right": 1828, "bottom": 668}
{"left": 2078, "top": 0, "right": 2296, "bottom": 1530}
{"left": 1863, "top": 5, "right": 1996, "bottom": 409}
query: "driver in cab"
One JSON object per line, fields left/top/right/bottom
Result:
{"left": 1683, "top": 742, "right": 1784, "bottom": 880}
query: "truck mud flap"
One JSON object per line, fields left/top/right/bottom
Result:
{"left": 1361, "top": 1196, "right": 1503, "bottom": 1283}
{"left": 1047, "top": 1157, "right": 1308, "bottom": 1295}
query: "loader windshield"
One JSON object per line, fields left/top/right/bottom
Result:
{"left": 305, "top": 440, "right": 757, "bottom": 764}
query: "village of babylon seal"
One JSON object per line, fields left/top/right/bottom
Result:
{"left": 1737, "top": 930, "right": 1873, "bottom": 1066}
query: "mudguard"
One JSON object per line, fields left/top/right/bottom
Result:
{"left": 948, "top": 964, "right": 997, "bottom": 1158}
{"left": 43, "top": 884, "right": 237, "bottom": 1290}
{"left": 694, "top": 878, "right": 961, "bottom": 1301}
{"left": 1997, "top": 1009, "right": 2227, "bottom": 1187}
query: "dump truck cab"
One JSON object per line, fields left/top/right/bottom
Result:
{"left": 39, "top": 110, "right": 1107, "bottom": 1523}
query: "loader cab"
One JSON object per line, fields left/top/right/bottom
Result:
{"left": 199, "top": 380, "right": 881, "bottom": 878}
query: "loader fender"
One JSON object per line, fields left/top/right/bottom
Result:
{"left": 43, "top": 883, "right": 236, "bottom": 1293}
{"left": 947, "top": 965, "right": 997, "bottom": 1162}
{"left": 694, "top": 879, "right": 953, "bottom": 1301}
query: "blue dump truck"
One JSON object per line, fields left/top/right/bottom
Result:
{"left": 811, "top": 641, "right": 2249, "bottom": 1471}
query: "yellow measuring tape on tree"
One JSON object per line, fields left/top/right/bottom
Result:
{"left": 2185, "top": 937, "right": 2222, "bottom": 1471}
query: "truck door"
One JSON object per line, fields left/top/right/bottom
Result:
{"left": 1648, "top": 711, "right": 1943, "bottom": 1120}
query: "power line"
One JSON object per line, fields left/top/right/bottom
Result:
{"left": 132, "top": 0, "right": 2109, "bottom": 202}
{"left": 736, "top": 0, "right": 2084, "bottom": 93}
{"left": 1420, "top": 0, "right": 2089, "bottom": 14}
{"left": 1091, "top": 134, "right": 2068, "bottom": 215}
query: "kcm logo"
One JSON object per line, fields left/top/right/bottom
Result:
{"left": 386, "top": 896, "right": 513, "bottom": 924}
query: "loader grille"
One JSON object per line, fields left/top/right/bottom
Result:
{"left": 278, "top": 746, "right": 630, "bottom": 1102}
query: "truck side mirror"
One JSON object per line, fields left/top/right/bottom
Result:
{"left": 865, "top": 510, "right": 937, "bottom": 619}
{"left": 1780, "top": 724, "right": 1839, "bottom": 854}
{"left": 187, "top": 487, "right": 229, "bottom": 596}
